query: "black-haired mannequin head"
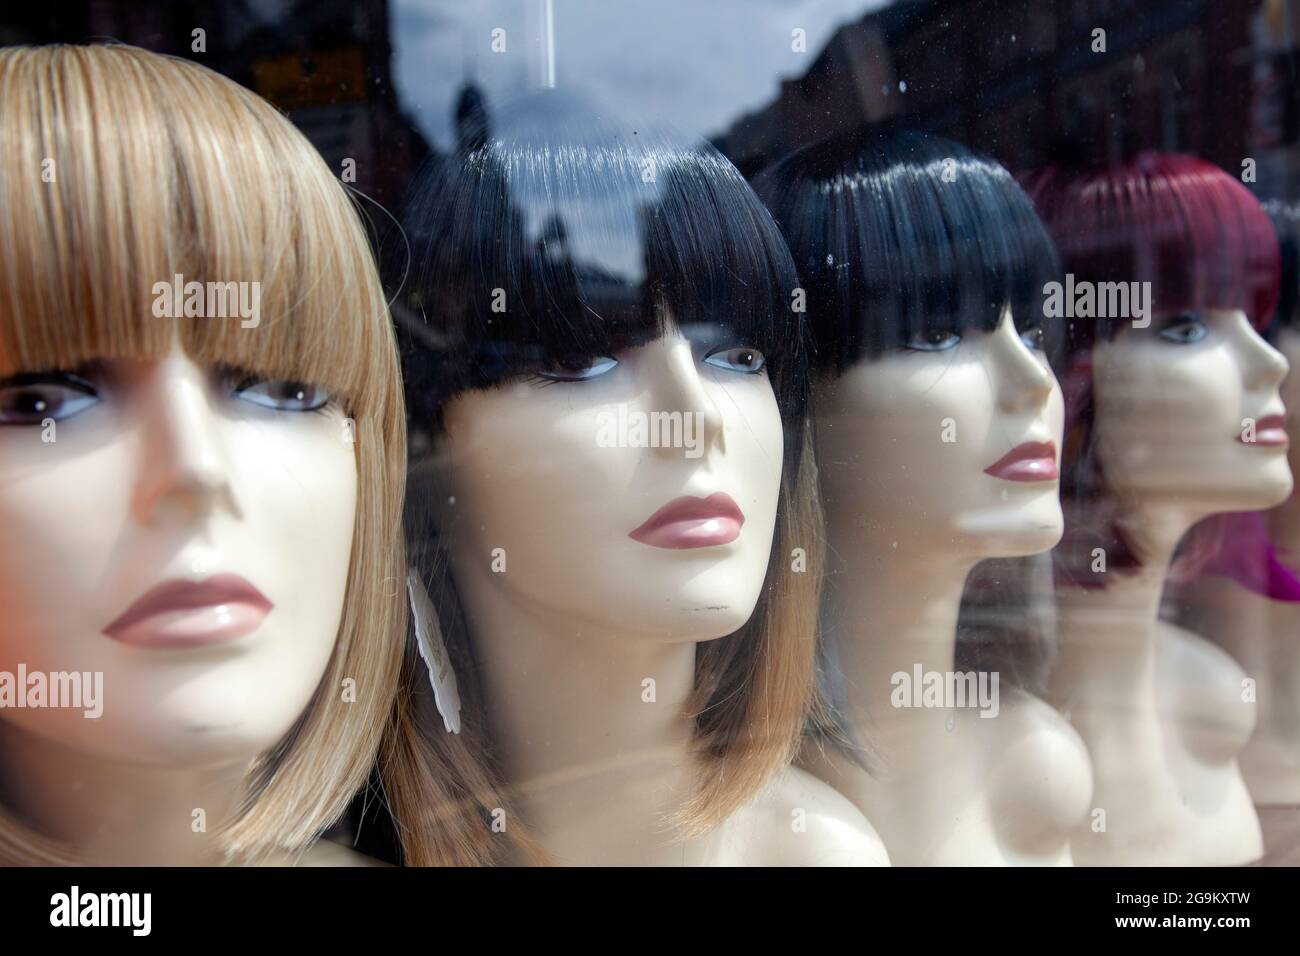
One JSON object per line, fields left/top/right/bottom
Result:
{"left": 757, "top": 126, "right": 1066, "bottom": 563}
{"left": 386, "top": 90, "right": 880, "bottom": 865}
{"left": 755, "top": 127, "right": 1090, "bottom": 867}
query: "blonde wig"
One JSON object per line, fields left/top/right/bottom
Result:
{"left": 0, "top": 43, "right": 406, "bottom": 864}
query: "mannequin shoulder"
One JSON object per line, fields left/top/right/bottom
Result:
{"left": 297, "top": 838, "right": 392, "bottom": 867}
{"left": 988, "top": 689, "right": 1094, "bottom": 846}
{"left": 739, "top": 766, "right": 891, "bottom": 866}
{"left": 1155, "top": 621, "right": 1256, "bottom": 762}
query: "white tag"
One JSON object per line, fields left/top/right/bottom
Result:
{"left": 406, "top": 568, "right": 462, "bottom": 734}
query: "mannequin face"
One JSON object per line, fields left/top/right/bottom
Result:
{"left": 1275, "top": 325, "right": 1300, "bottom": 482}
{"left": 815, "top": 307, "right": 1064, "bottom": 560}
{"left": 1093, "top": 309, "right": 1292, "bottom": 512}
{"left": 0, "top": 339, "right": 356, "bottom": 768}
{"left": 436, "top": 319, "right": 784, "bottom": 642}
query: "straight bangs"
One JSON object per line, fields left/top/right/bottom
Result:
{"left": 1022, "top": 152, "right": 1281, "bottom": 344}
{"left": 0, "top": 44, "right": 394, "bottom": 422}
{"left": 400, "top": 90, "right": 803, "bottom": 426}
{"left": 755, "top": 127, "right": 1062, "bottom": 372}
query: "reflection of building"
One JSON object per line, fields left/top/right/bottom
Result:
{"left": 715, "top": 0, "right": 1291, "bottom": 188}
{"left": 0, "top": 0, "right": 432, "bottom": 207}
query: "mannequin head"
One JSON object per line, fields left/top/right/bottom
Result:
{"left": 0, "top": 45, "right": 405, "bottom": 862}
{"left": 1189, "top": 200, "right": 1300, "bottom": 602}
{"left": 391, "top": 90, "right": 817, "bottom": 859}
{"left": 1023, "top": 153, "right": 1290, "bottom": 585}
{"left": 755, "top": 128, "right": 1065, "bottom": 564}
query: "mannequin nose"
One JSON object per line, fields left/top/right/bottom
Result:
{"left": 131, "top": 357, "right": 236, "bottom": 527}
{"left": 993, "top": 312, "right": 1057, "bottom": 411}
{"left": 1238, "top": 316, "right": 1289, "bottom": 392}
{"left": 647, "top": 335, "right": 726, "bottom": 458}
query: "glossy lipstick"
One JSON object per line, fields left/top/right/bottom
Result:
{"left": 629, "top": 492, "right": 745, "bottom": 550}
{"left": 103, "top": 574, "right": 272, "bottom": 649}
{"left": 984, "top": 440, "right": 1059, "bottom": 482}
{"left": 1241, "top": 413, "right": 1288, "bottom": 447}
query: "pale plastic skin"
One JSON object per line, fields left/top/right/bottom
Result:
{"left": 433, "top": 321, "right": 888, "bottom": 865}
{"left": 1052, "top": 309, "right": 1292, "bottom": 866}
{"left": 0, "top": 339, "right": 359, "bottom": 865}
{"left": 801, "top": 307, "right": 1094, "bottom": 865}
{"left": 1176, "top": 324, "right": 1300, "bottom": 810}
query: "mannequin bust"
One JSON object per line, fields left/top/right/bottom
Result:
{"left": 757, "top": 128, "right": 1093, "bottom": 865}
{"left": 1025, "top": 153, "right": 1289, "bottom": 865}
{"left": 0, "top": 44, "right": 406, "bottom": 866}
{"left": 1177, "top": 203, "right": 1300, "bottom": 808}
{"left": 390, "top": 91, "right": 887, "bottom": 865}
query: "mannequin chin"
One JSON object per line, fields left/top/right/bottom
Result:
{"left": 1094, "top": 309, "right": 1293, "bottom": 514}
{"left": 0, "top": 342, "right": 356, "bottom": 769}
{"left": 438, "top": 324, "right": 782, "bottom": 644}
{"left": 815, "top": 308, "right": 1065, "bottom": 561}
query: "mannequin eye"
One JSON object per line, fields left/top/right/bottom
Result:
{"left": 232, "top": 376, "right": 332, "bottom": 412}
{"left": 703, "top": 346, "right": 766, "bottom": 374}
{"left": 905, "top": 329, "right": 962, "bottom": 351}
{"left": 0, "top": 373, "right": 100, "bottom": 425}
{"left": 1019, "top": 326, "right": 1047, "bottom": 351}
{"left": 536, "top": 356, "right": 619, "bottom": 382}
{"left": 1157, "top": 313, "right": 1208, "bottom": 345}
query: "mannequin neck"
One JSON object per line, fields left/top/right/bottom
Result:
{"left": 1053, "top": 499, "right": 1194, "bottom": 704}
{"left": 0, "top": 720, "right": 246, "bottom": 865}
{"left": 1271, "top": 491, "right": 1300, "bottom": 565}
{"left": 821, "top": 522, "right": 977, "bottom": 733}
{"left": 451, "top": 557, "right": 704, "bottom": 864}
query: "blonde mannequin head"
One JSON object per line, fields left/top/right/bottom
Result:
{"left": 0, "top": 44, "right": 406, "bottom": 863}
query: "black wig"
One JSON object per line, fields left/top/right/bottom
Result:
{"left": 753, "top": 125, "right": 1063, "bottom": 373}
{"left": 398, "top": 89, "right": 808, "bottom": 437}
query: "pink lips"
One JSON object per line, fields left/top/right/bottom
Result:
{"left": 984, "top": 440, "right": 1059, "bottom": 482}
{"left": 1241, "top": 413, "right": 1289, "bottom": 447}
{"left": 629, "top": 492, "right": 745, "bottom": 549}
{"left": 103, "top": 574, "right": 273, "bottom": 649}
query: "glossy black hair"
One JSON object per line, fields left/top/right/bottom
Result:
{"left": 397, "top": 89, "right": 808, "bottom": 432}
{"left": 752, "top": 126, "right": 1063, "bottom": 372}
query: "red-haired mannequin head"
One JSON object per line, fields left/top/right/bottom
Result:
{"left": 1022, "top": 152, "right": 1287, "bottom": 587}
